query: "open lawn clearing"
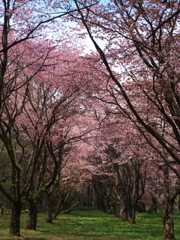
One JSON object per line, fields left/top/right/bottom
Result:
{"left": 0, "top": 210, "right": 180, "bottom": 239}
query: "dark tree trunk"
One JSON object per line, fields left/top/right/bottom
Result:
{"left": 26, "top": 199, "right": 37, "bottom": 230}
{"left": 9, "top": 203, "right": 21, "bottom": 237}
{"left": 46, "top": 194, "right": 53, "bottom": 223}
{"left": 149, "top": 194, "right": 157, "bottom": 214}
{"left": 129, "top": 206, "right": 136, "bottom": 224}
{"left": 1, "top": 206, "right": 5, "bottom": 215}
{"left": 46, "top": 207, "right": 53, "bottom": 223}
{"left": 122, "top": 198, "right": 136, "bottom": 223}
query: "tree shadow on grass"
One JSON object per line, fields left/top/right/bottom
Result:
{"left": 23, "top": 239, "right": 46, "bottom": 240}
{"left": 0, "top": 238, "right": 47, "bottom": 240}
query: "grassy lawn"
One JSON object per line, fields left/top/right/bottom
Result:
{"left": 0, "top": 210, "right": 180, "bottom": 240}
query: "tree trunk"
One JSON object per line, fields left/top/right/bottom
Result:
{"left": 162, "top": 201, "right": 175, "bottom": 240}
{"left": 46, "top": 207, "right": 53, "bottom": 223}
{"left": 129, "top": 207, "right": 136, "bottom": 224}
{"left": 46, "top": 194, "right": 53, "bottom": 223}
{"left": 26, "top": 199, "right": 37, "bottom": 230}
{"left": 149, "top": 194, "right": 157, "bottom": 214}
{"left": 1, "top": 206, "right": 5, "bottom": 216}
{"left": 162, "top": 214, "right": 175, "bottom": 240}
{"left": 119, "top": 206, "right": 127, "bottom": 221}
{"left": 9, "top": 203, "right": 21, "bottom": 237}
{"left": 53, "top": 205, "right": 61, "bottom": 220}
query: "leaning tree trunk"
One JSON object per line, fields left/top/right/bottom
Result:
{"left": 53, "top": 204, "right": 61, "bottom": 220}
{"left": 26, "top": 199, "right": 38, "bottom": 230}
{"left": 9, "top": 202, "right": 22, "bottom": 237}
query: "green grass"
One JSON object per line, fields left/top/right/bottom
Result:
{"left": 0, "top": 210, "right": 180, "bottom": 240}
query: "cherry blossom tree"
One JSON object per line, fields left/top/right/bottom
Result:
{"left": 0, "top": 38, "right": 59, "bottom": 236}
{"left": 0, "top": 37, "right": 94, "bottom": 237}
{"left": 0, "top": 0, "right": 105, "bottom": 236}
{"left": 71, "top": 1, "right": 180, "bottom": 238}
{"left": 0, "top": 0, "right": 88, "bottom": 236}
